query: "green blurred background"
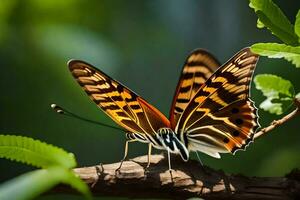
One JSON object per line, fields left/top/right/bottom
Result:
{"left": 0, "top": 0, "right": 300, "bottom": 199}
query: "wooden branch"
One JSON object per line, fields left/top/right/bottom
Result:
{"left": 254, "top": 98, "right": 300, "bottom": 139}
{"left": 65, "top": 154, "right": 300, "bottom": 200}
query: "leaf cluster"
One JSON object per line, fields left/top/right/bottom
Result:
{"left": 249, "top": 0, "right": 300, "bottom": 114}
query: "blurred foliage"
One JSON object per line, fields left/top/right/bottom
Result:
{"left": 0, "top": 167, "right": 90, "bottom": 200}
{"left": 0, "top": 134, "right": 76, "bottom": 168}
{"left": 0, "top": 0, "right": 300, "bottom": 199}
{"left": 0, "top": 135, "right": 90, "bottom": 199}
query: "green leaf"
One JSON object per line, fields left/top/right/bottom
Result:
{"left": 61, "top": 169, "right": 91, "bottom": 199}
{"left": 251, "top": 43, "right": 300, "bottom": 68}
{"left": 255, "top": 74, "right": 294, "bottom": 98}
{"left": 249, "top": 0, "right": 299, "bottom": 45}
{"left": 0, "top": 167, "right": 91, "bottom": 200}
{"left": 0, "top": 135, "right": 76, "bottom": 169}
{"left": 285, "top": 55, "right": 300, "bottom": 68}
{"left": 259, "top": 99, "right": 283, "bottom": 115}
{"left": 254, "top": 74, "right": 294, "bottom": 115}
{"left": 295, "top": 10, "right": 300, "bottom": 40}
{"left": 257, "top": 18, "right": 265, "bottom": 28}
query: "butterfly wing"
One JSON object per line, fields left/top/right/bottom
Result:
{"left": 175, "top": 48, "right": 260, "bottom": 158}
{"left": 68, "top": 60, "right": 170, "bottom": 135}
{"left": 169, "top": 49, "right": 220, "bottom": 129}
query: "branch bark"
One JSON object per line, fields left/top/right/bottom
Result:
{"left": 67, "top": 154, "right": 300, "bottom": 200}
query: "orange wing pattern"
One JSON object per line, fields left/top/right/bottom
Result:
{"left": 176, "top": 48, "right": 259, "bottom": 156}
{"left": 169, "top": 49, "right": 220, "bottom": 129}
{"left": 68, "top": 60, "right": 170, "bottom": 135}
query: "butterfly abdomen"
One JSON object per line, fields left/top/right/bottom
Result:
{"left": 126, "top": 132, "right": 165, "bottom": 150}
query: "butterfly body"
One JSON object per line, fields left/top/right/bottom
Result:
{"left": 68, "top": 47, "right": 260, "bottom": 168}
{"left": 156, "top": 128, "right": 189, "bottom": 161}
{"left": 126, "top": 128, "right": 189, "bottom": 161}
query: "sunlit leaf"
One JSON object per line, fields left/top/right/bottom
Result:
{"left": 251, "top": 43, "right": 300, "bottom": 68}
{"left": 254, "top": 74, "right": 294, "bottom": 115}
{"left": 257, "top": 18, "right": 265, "bottom": 28}
{"left": 285, "top": 55, "right": 300, "bottom": 68}
{"left": 0, "top": 167, "right": 91, "bottom": 200}
{"left": 249, "top": 0, "right": 299, "bottom": 45}
{"left": 0, "top": 135, "right": 76, "bottom": 169}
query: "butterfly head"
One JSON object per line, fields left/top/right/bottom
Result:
{"left": 157, "top": 128, "right": 189, "bottom": 161}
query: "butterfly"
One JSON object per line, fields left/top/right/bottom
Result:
{"left": 68, "top": 47, "right": 260, "bottom": 171}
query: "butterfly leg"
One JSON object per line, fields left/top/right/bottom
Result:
{"left": 167, "top": 148, "right": 174, "bottom": 179}
{"left": 145, "top": 143, "right": 152, "bottom": 172}
{"left": 115, "top": 139, "right": 136, "bottom": 173}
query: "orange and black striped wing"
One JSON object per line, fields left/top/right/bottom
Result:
{"left": 176, "top": 48, "right": 260, "bottom": 157}
{"left": 169, "top": 49, "right": 220, "bottom": 129}
{"left": 68, "top": 60, "right": 170, "bottom": 134}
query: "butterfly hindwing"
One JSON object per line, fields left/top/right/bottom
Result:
{"left": 68, "top": 60, "right": 170, "bottom": 135}
{"left": 169, "top": 49, "right": 220, "bottom": 129}
{"left": 187, "top": 100, "right": 259, "bottom": 155}
{"left": 176, "top": 48, "right": 259, "bottom": 157}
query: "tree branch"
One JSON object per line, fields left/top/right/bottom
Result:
{"left": 67, "top": 155, "right": 300, "bottom": 199}
{"left": 254, "top": 98, "right": 300, "bottom": 139}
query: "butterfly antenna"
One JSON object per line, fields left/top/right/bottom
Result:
{"left": 50, "top": 103, "right": 124, "bottom": 131}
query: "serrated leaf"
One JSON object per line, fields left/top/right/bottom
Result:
{"left": 254, "top": 74, "right": 294, "bottom": 115}
{"left": 251, "top": 43, "right": 300, "bottom": 68}
{"left": 0, "top": 135, "right": 76, "bottom": 169}
{"left": 249, "top": 0, "right": 299, "bottom": 45}
{"left": 285, "top": 55, "right": 300, "bottom": 68}
{"left": 255, "top": 74, "right": 294, "bottom": 98}
{"left": 0, "top": 167, "right": 91, "bottom": 200}
{"left": 295, "top": 10, "right": 300, "bottom": 40}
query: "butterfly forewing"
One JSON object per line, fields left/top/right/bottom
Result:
{"left": 176, "top": 48, "right": 259, "bottom": 156}
{"left": 68, "top": 60, "right": 170, "bottom": 135}
{"left": 169, "top": 49, "right": 220, "bottom": 129}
